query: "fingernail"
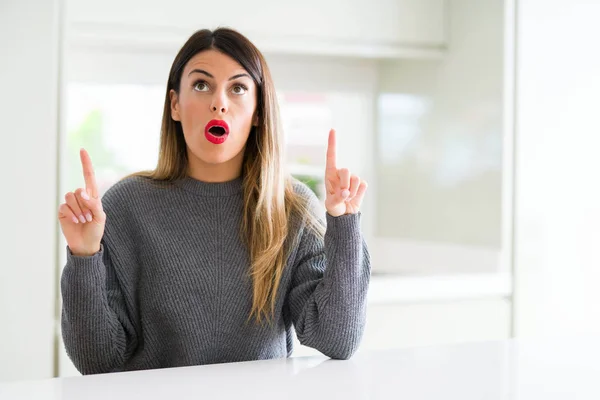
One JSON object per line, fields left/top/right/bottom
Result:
{"left": 342, "top": 189, "right": 350, "bottom": 198}
{"left": 85, "top": 213, "right": 92, "bottom": 222}
{"left": 81, "top": 191, "right": 90, "bottom": 200}
{"left": 72, "top": 216, "right": 79, "bottom": 224}
{"left": 79, "top": 215, "right": 86, "bottom": 223}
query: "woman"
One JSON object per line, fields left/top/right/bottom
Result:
{"left": 58, "top": 27, "right": 371, "bottom": 375}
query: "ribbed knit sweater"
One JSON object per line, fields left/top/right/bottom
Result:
{"left": 60, "top": 175, "right": 371, "bottom": 375}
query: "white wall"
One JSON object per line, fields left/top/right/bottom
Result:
{"left": 0, "top": 0, "right": 61, "bottom": 381}
{"left": 64, "top": 0, "right": 446, "bottom": 59}
{"left": 362, "top": 299, "right": 511, "bottom": 350}
{"left": 373, "top": 0, "right": 506, "bottom": 276}
{"left": 514, "top": 1, "right": 600, "bottom": 337}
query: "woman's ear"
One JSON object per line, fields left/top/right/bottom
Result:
{"left": 170, "top": 89, "right": 181, "bottom": 121}
{"left": 252, "top": 112, "right": 259, "bottom": 127}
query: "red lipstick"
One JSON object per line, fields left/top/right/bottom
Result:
{"left": 204, "top": 119, "right": 230, "bottom": 144}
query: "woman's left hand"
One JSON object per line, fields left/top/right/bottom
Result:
{"left": 324, "top": 129, "right": 368, "bottom": 217}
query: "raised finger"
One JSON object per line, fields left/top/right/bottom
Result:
{"left": 325, "top": 129, "right": 337, "bottom": 174}
{"left": 80, "top": 148, "right": 99, "bottom": 199}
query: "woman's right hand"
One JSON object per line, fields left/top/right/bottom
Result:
{"left": 58, "top": 149, "right": 107, "bottom": 256}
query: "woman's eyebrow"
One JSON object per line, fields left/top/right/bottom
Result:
{"left": 188, "top": 69, "right": 213, "bottom": 78}
{"left": 229, "top": 73, "right": 251, "bottom": 81}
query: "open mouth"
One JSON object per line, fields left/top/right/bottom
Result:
{"left": 204, "top": 120, "right": 230, "bottom": 144}
{"left": 208, "top": 126, "right": 227, "bottom": 136}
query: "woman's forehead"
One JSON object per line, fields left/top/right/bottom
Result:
{"left": 184, "top": 50, "right": 249, "bottom": 79}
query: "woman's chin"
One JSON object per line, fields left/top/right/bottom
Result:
{"left": 191, "top": 148, "right": 235, "bottom": 165}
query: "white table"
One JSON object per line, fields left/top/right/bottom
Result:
{"left": 2, "top": 337, "right": 600, "bottom": 399}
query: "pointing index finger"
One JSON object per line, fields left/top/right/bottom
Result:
{"left": 80, "top": 148, "right": 99, "bottom": 199}
{"left": 326, "top": 128, "right": 337, "bottom": 173}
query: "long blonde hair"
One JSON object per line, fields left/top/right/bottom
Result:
{"left": 130, "top": 28, "right": 324, "bottom": 323}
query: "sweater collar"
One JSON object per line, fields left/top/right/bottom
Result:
{"left": 176, "top": 175, "right": 243, "bottom": 197}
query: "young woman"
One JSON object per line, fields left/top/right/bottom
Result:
{"left": 58, "top": 27, "right": 371, "bottom": 375}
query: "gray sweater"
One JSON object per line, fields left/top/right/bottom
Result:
{"left": 60, "top": 175, "right": 371, "bottom": 375}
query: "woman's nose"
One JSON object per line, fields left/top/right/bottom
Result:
{"left": 211, "top": 94, "right": 227, "bottom": 114}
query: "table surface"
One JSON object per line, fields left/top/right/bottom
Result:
{"left": 2, "top": 336, "right": 600, "bottom": 399}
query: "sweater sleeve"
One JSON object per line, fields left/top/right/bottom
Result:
{"left": 286, "top": 209, "right": 371, "bottom": 360}
{"left": 60, "top": 243, "right": 138, "bottom": 374}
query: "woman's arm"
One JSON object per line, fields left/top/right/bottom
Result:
{"left": 60, "top": 243, "right": 138, "bottom": 374}
{"left": 286, "top": 207, "right": 371, "bottom": 359}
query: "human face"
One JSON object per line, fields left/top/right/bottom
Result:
{"left": 170, "top": 49, "right": 258, "bottom": 181}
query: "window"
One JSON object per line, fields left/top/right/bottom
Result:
{"left": 65, "top": 83, "right": 164, "bottom": 195}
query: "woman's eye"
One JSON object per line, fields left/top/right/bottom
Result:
{"left": 232, "top": 85, "right": 247, "bottom": 95}
{"left": 193, "top": 81, "right": 209, "bottom": 91}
